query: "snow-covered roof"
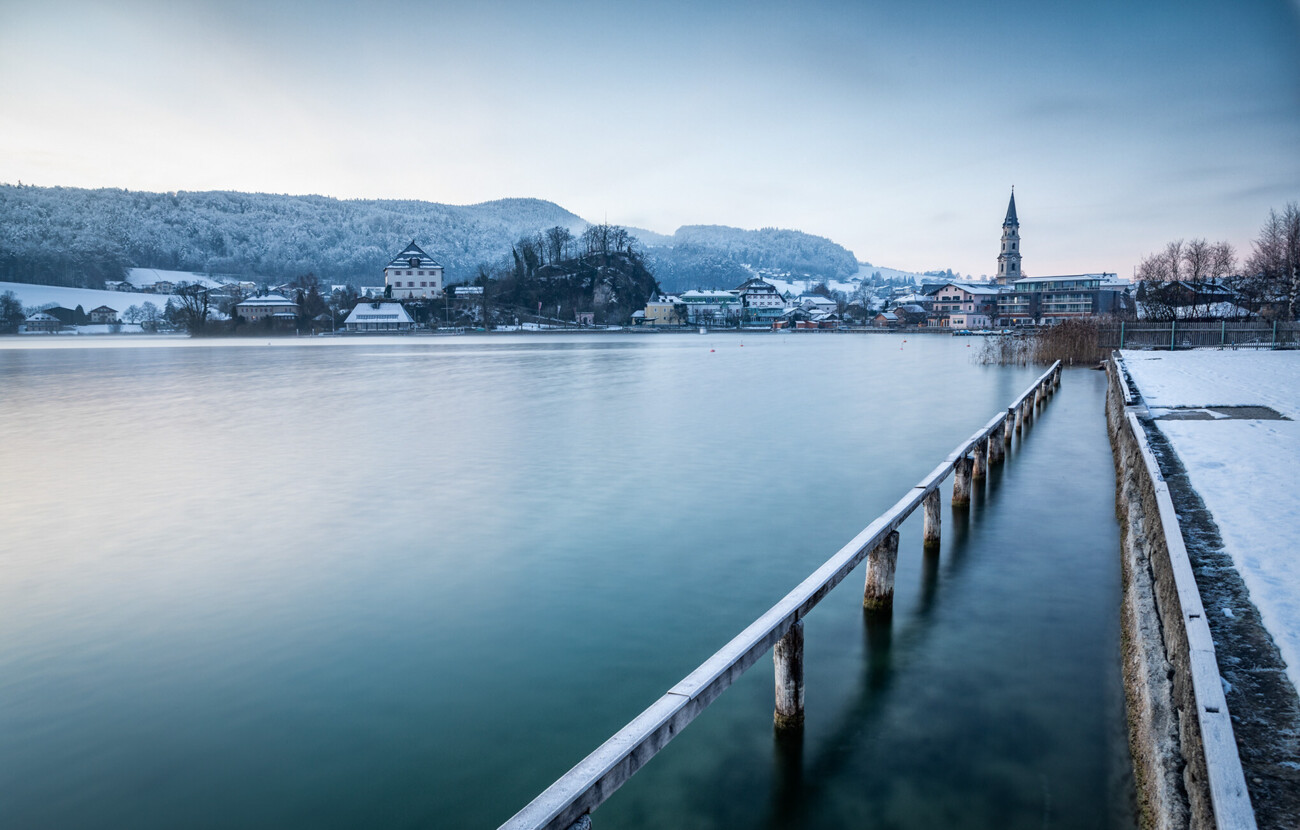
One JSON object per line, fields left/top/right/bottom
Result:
{"left": 344, "top": 302, "right": 414, "bottom": 324}
{"left": 89, "top": 305, "right": 118, "bottom": 313}
{"left": 385, "top": 242, "right": 442, "bottom": 270}
{"left": 25, "top": 312, "right": 59, "bottom": 322}
{"left": 935, "top": 282, "right": 1000, "bottom": 296}
{"left": 236, "top": 294, "right": 296, "bottom": 308}
{"left": 127, "top": 268, "right": 223, "bottom": 290}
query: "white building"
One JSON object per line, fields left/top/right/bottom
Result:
{"left": 235, "top": 294, "right": 299, "bottom": 323}
{"left": 735, "top": 278, "right": 786, "bottom": 322}
{"left": 344, "top": 302, "right": 414, "bottom": 332}
{"left": 385, "top": 242, "right": 444, "bottom": 299}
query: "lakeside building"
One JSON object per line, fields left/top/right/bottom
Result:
{"left": 88, "top": 305, "right": 119, "bottom": 324}
{"left": 736, "top": 278, "right": 785, "bottom": 323}
{"left": 344, "top": 302, "right": 414, "bottom": 333}
{"left": 235, "top": 294, "right": 299, "bottom": 323}
{"left": 643, "top": 295, "right": 687, "bottom": 326}
{"left": 678, "top": 289, "right": 742, "bottom": 325}
{"left": 929, "top": 282, "right": 1000, "bottom": 327}
{"left": 385, "top": 242, "right": 444, "bottom": 300}
{"left": 994, "top": 274, "right": 1129, "bottom": 326}
{"left": 21, "top": 312, "right": 61, "bottom": 333}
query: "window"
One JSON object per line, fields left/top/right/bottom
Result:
{"left": 421, "top": 281, "right": 428, "bottom": 287}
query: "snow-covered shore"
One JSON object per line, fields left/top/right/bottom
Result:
{"left": 1122, "top": 350, "right": 1300, "bottom": 697}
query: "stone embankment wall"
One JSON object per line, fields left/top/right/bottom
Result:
{"left": 1107, "top": 360, "right": 1215, "bottom": 830}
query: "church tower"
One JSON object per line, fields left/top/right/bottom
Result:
{"left": 996, "top": 189, "right": 1021, "bottom": 286}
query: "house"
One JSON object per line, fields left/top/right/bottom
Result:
{"left": 149, "top": 280, "right": 176, "bottom": 294}
{"left": 679, "top": 290, "right": 741, "bottom": 325}
{"left": 643, "top": 295, "right": 687, "bottom": 326}
{"left": 88, "top": 305, "right": 119, "bottom": 324}
{"left": 104, "top": 281, "right": 130, "bottom": 292}
{"left": 384, "top": 241, "right": 444, "bottom": 299}
{"left": 798, "top": 294, "right": 839, "bottom": 313}
{"left": 893, "top": 304, "right": 929, "bottom": 326}
{"left": 872, "top": 312, "right": 899, "bottom": 328}
{"left": 235, "top": 294, "right": 299, "bottom": 323}
{"left": 22, "top": 312, "right": 62, "bottom": 333}
{"left": 929, "top": 282, "right": 999, "bottom": 325}
{"left": 735, "top": 278, "right": 786, "bottom": 323}
{"left": 344, "top": 302, "right": 414, "bottom": 332}
{"left": 575, "top": 311, "right": 595, "bottom": 326}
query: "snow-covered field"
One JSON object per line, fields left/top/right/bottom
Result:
{"left": 1123, "top": 350, "right": 1300, "bottom": 695}
{"left": 0, "top": 281, "right": 178, "bottom": 314}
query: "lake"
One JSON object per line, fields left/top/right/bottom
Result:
{"left": 0, "top": 333, "right": 1134, "bottom": 829}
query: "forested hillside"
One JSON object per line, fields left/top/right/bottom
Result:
{"left": 640, "top": 225, "right": 859, "bottom": 292}
{"left": 0, "top": 185, "right": 587, "bottom": 287}
{"left": 0, "top": 184, "right": 862, "bottom": 294}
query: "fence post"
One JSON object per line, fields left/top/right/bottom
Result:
{"left": 923, "top": 489, "right": 941, "bottom": 547}
{"left": 1170, "top": 319, "right": 1176, "bottom": 351}
{"left": 773, "top": 620, "right": 804, "bottom": 731}
{"left": 1273, "top": 320, "right": 1278, "bottom": 350}
{"left": 863, "top": 531, "right": 900, "bottom": 614}
{"left": 1221, "top": 320, "right": 1226, "bottom": 346}
{"left": 1120, "top": 320, "right": 1125, "bottom": 350}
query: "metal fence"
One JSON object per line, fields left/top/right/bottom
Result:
{"left": 1099, "top": 320, "right": 1300, "bottom": 350}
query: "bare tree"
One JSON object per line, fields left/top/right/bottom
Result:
{"left": 1245, "top": 203, "right": 1300, "bottom": 319}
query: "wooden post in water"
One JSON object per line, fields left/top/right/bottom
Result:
{"left": 863, "top": 531, "right": 900, "bottom": 613}
{"left": 973, "top": 439, "right": 987, "bottom": 479}
{"left": 773, "top": 619, "right": 804, "bottom": 731}
{"left": 1004, "top": 408, "right": 1015, "bottom": 446}
{"left": 1014, "top": 402, "right": 1024, "bottom": 434}
{"left": 922, "top": 489, "right": 941, "bottom": 547}
{"left": 989, "top": 424, "right": 1005, "bottom": 464}
{"left": 952, "top": 455, "right": 973, "bottom": 506}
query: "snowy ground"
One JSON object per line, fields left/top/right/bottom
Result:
{"left": 1122, "top": 350, "right": 1300, "bottom": 696}
{"left": 1, "top": 281, "right": 178, "bottom": 314}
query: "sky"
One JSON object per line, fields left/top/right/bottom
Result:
{"left": 2, "top": 0, "right": 1298, "bottom": 279}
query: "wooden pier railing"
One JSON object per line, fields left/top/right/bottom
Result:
{"left": 500, "top": 361, "right": 1065, "bottom": 830}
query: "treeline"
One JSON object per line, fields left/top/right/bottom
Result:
{"left": 1136, "top": 202, "right": 1300, "bottom": 320}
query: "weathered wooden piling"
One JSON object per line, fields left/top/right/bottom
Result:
{"left": 922, "top": 489, "right": 941, "bottom": 547}
{"left": 972, "top": 439, "right": 987, "bottom": 479}
{"left": 773, "top": 619, "right": 804, "bottom": 731}
{"left": 989, "top": 425, "right": 1005, "bottom": 464}
{"left": 1004, "top": 409, "right": 1015, "bottom": 446}
{"left": 1014, "top": 401, "right": 1025, "bottom": 434}
{"left": 951, "top": 455, "right": 973, "bottom": 506}
{"left": 862, "top": 531, "right": 900, "bottom": 613}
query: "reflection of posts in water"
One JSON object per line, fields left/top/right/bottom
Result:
{"left": 770, "top": 705, "right": 804, "bottom": 827}
{"left": 773, "top": 620, "right": 804, "bottom": 732}
{"left": 918, "top": 547, "right": 941, "bottom": 615}
{"left": 864, "top": 604, "right": 894, "bottom": 692}
{"left": 862, "top": 530, "right": 900, "bottom": 615}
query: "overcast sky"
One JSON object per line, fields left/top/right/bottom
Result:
{"left": 2, "top": 0, "right": 1298, "bottom": 278}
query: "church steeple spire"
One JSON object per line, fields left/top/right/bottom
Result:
{"left": 996, "top": 188, "right": 1021, "bottom": 286}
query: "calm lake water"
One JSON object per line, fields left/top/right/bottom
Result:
{"left": 0, "top": 333, "right": 1133, "bottom": 829}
